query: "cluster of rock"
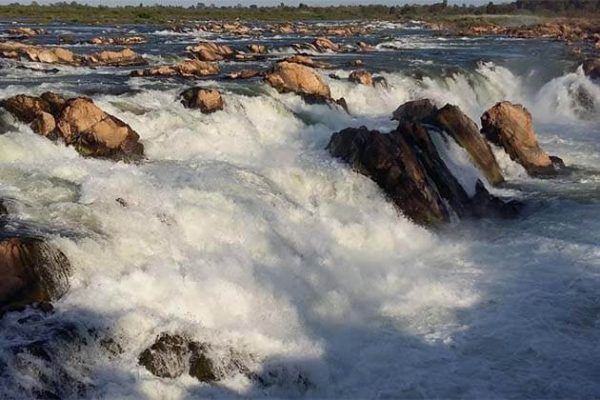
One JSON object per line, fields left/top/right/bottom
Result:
{"left": 187, "top": 41, "right": 266, "bottom": 62}
{"left": 130, "top": 59, "right": 219, "bottom": 78}
{"left": 0, "top": 92, "right": 144, "bottom": 161}
{"left": 4, "top": 27, "right": 46, "bottom": 37}
{"left": 327, "top": 99, "right": 563, "bottom": 226}
{"left": 0, "top": 41, "right": 147, "bottom": 67}
{"left": 87, "top": 35, "right": 147, "bottom": 45}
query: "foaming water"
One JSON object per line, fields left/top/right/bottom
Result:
{"left": 0, "top": 22, "right": 599, "bottom": 399}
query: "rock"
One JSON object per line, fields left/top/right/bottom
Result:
{"left": 283, "top": 55, "right": 334, "bottom": 69}
{"left": 313, "top": 37, "right": 340, "bottom": 52}
{"left": 582, "top": 58, "right": 600, "bottom": 79}
{"left": 349, "top": 59, "right": 364, "bottom": 67}
{"left": 392, "top": 98, "right": 439, "bottom": 123}
{"left": 180, "top": 87, "right": 224, "bottom": 114}
{"left": 87, "top": 36, "right": 146, "bottom": 45}
{"left": 138, "top": 333, "right": 189, "bottom": 379}
{"left": 5, "top": 27, "right": 44, "bottom": 37}
{"left": 0, "top": 94, "right": 53, "bottom": 124}
{"left": 0, "top": 238, "right": 71, "bottom": 315}
{"left": 225, "top": 69, "right": 262, "bottom": 80}
{"left": 433, "top": 104, "right": 504, "bottom": 185}
{"left": 187, "top": 41, "right": 235, "bottom": 62}
{"left": 55, "top": 97, "right": 144, "bottom": 161}
{"left": 265, "top": 61, "right": 331, "bottom": 100}
{"left": 139, "top": 333, "right": 249, "bottom": 383}
{"left": 349, "top": 70, "right": 373, "bottom": 86}
{"left": 0, "top": 42, "right": 78, "bottom": 65}
{"left": 131, "top": 59, "right": 220, "bottom": 78}
{"left": 327, "top": 122, "right": 518, "bottom": 226}
{"left": 356, "top": 41, "right": 375, "bottom": 52}
{"left": 481, "top": 101, "right": 559, "bottom": 175}
{"left": 84, "top": 48, "right": 147, "bottom": 67}
{"left": 247, "top": 44, "right": 267, "bottom": 54}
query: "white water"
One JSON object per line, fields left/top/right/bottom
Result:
{"left": 0, "top": 58, "right": 599, "bottom": 399}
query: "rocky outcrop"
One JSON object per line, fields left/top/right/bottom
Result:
{"left": 481, "top": 101, "right": 563, "bottom": 176}
{"left": 283, "top": 55, "right": 334, "bottom": 69}
{"left": 265, "top": 61, "right": 331, "bottom": 100}
{"left": 0, "top": 41, "right": 146, "bottom": 67}
{"left": 180, "top": 87, "right": 224, "bottom": 114}
{"left": 0, "top": 238, "right": 71, "bottom": 315}
{"left": 188, "top": 41, "right": 235, "bottom": 62}
{"left": 1, "top": 93, "right": 144, "bottom": 161}
{"left": 327, "top": 123, "right": 518, "bottom": 226}
{"left": 349, "top": 70, "right": 373, "bottom": 86}
{"left": 313, "top": 37, "right": 340, "bottom": 52}
{"left": 139, "top": 333, "right": 250, "bottom": 383}
{"left": 5, "top": 27, "right": 45, "bottom": 37}
{"left": 87, "top": 36, "right": 146, "bottom": 45}
{"left": 393, "top": 99, "right": 504, "bottom": 185}
{"left": 131, "top": 59, "right": 220, "bottom": 78}
{"left": 84, "top": 48, "right": 147, "bottom": 67}
{"left": 433, "top": 104, "right": 505, "bottom": 185}
{"left": 582, "top": 58, "right": 600, "bottom": 79}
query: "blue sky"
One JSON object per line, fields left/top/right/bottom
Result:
{"left": 0, "top": 0, "right": 509, "bottom": 5}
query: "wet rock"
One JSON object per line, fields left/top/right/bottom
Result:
{"left": 180, "top": 87, "right": 224, "bottom": 114}
{"left": 392, "top": 98, "right": 439, "bottom": 123}
{"left": 138, "top": 333, "right": 189, "bottom": 378}
{"left": 327, "top": 121, "right": 517, "bottom": 226}
{"left": 84, "top": 48, "right": 147, "bottom": 67}
{"left": 0, "top": 238, "right": 71, "bottom": 315}
{"left": 87, "top": 36, "right": 146, "bottom": 45}
{"left": 225, "top": 69, "right": 263, "bottom": 80}
{"left": 265, "top": 61, "right": 331, "bottom": 100}
{"left": 55, "top": 97, "right": 144, "bottom": 161}
{"left": 283, "top": 55, "right": 334, "bottom": 69}
{"left": 5, "top": 27, "right": 45, "bottom": 37}
{"left": 131, "top": 59, "right": 219, "bottom": 78}
{"left": 188, "top": 342, "right": 218, "bottom": 382}
{"left": 481, "top": 101, "right": 560, "bottom": 176}
{"left": 349, "top": 70, "right": 373, "bottom": 86}
{"left": 247, "top": 44, "right": 267, "bottom": 54}
{"left": 187, "top": 41, "right": 235, "bottom": 62}
{"left": 356, "top": 41, "right": 376, "bottom": 52}
{"left": 313, "top": 37, "right": 340, "bottom": 52}
{"left": 349, "top": 59, "right": 364, "bottom": 67}
{"left": 433, "top": 104, "right": 504, "bottom": 185}
{"left": 0, "top": 42, "right": 77, "bottom": 65}
{"left": 582, "top": 58, "right": 600, "bottom": 79}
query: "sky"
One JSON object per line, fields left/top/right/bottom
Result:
{"left": 0, "top": 0, "right": 508, "bottom": 6}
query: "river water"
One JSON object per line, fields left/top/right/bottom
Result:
{"left": 0, "top": 20, "right": 599, "bottom": 399}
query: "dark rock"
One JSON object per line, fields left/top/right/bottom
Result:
{"left": 138, "top": 333, "right": 189, "bottom": 379}
{"left": 392, "top": 98, "right": 438, "bottom": 123}
{"left": 180, "top": 87, "right": 224, "bottom": 114}
{"left": 582, "top": 58, "right": 600, "bottom": 79}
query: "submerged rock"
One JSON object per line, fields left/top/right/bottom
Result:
{"left": 582, "top": 58, "right": 600, "bottom": 79}
{"left": 180, "top": 87, "right": 224, "bottom": 114}
{"left": 481, "top": 101, "right": 562, "bottom": 176}
{"left": 0, "top": 238, "right": 71, "bottom": 315}
{"left": 131, "top": 59, "right": 220, "bottom": 78}
{"left": 265, "top": 61, "right": 331, "bottom": 101}
{"left": 0, "top": 93, "right": 144, "bottom": 161}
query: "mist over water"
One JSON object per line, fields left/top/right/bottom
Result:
{"left": 0, "top": 21, "right": 599, "bottom": 399}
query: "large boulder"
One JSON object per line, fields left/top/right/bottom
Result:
{"left": 1, "top": 93, "right": 144, "bottom": 161}
{"left": 139, "top": 333, "right": 248, "bottom": 383}
{"left": 327, "top": 122, "right": 518, "bottom": 226}
{"left": 55, "top": 97, "right": 144, "bottom": 161}
{"left": 131, "top": 59, "right": 219, "bottom": 78}
{"left": 187, "top": 41, "right": 235, "bottom": 61}
{"left": 313, "top": 37, "right": 339, "bottom": 52}
{"left": 481, "top": 101, "right": 561, "bottom": 175}
{"left": 0, "top": 238, "right": 71, "bottom": 315}
{"left": 0, "top": 42, "right": 78, "bottom": 65}
{"left": 433, "top": 104, "right": 504, "bottom": 185}
{"left": 180, "top": 87, "right": 224, "bottom": 114}
{"left": 84, "top": 48, "right": 147, "bottom": 67}
{"left": 393, "top": 99, "right": 504, "bottom": 185}
{"left": 265, "top": 61, "right": 331, "bottom": 100}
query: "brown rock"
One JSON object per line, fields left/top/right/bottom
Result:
{"left": 131, "top": 59, "right": 220, "bottom": 78}
{"left": 392, "top": 99, "right": 439, "bottom": 123}
{"left": 247, "top": 44, "right": 267, "bottom": 54}
{"left": 582, "top": 58, "right": 600, "bottom": 79}
{"left": 481, "top": 101, "right": 557, "bottom": 175}
{"left": 5, "top": 27, "right": 44, "bottom": 37}
{"left": 0, "top": 238, "right": 71, "bottom": 315}
{"left": 349, "top": 70, "right": 373, "bottom": 86}
{"left": 55, "top": 97, "right": 144, "bottom": 161}
{"left": 180, "top": 88, "right": 224, "bottom": 114}
{"left": 283, "top": 55, "right": 334, "bottom": 69}
{"left": 88, "top": 36, "right": 146, "bottom": 45}
{"left": 313, "top": 37, "right": 340, "bottom": 52}
{"left": 0, "top": 42, "right": 78, "bottom": 65}
{"left": 188, "top": 41, "right": 235, "bottom": 62}
{"left": 139, "top": 333, "right": 189, "bottom": 379}
{"left": 225, "top": 69, "right": 262, "bottom": 80}
{"left": 85, "top": 48, "right": 147, "bottom": 67}
{"left": 434, "top": 104, "right": 504, "bottom": 185}
{"left": 265, "top": 61, "right": 331, "bottom": 100}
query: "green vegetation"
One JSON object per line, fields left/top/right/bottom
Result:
{"left": 0, "top": 0, "right": 598, "bottom": 25}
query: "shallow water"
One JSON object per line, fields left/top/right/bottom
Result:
{"left": 0, "top": 20, "right": 599, "bottom": 399}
